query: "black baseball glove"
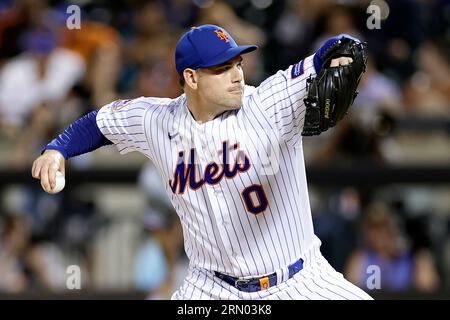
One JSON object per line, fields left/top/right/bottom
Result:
{"left": 301, "top": 37, "right": 368, "bottom": 136}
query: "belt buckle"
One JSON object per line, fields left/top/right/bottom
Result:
{"left": 235, "top": 278, "right": 252, "bottom": 289}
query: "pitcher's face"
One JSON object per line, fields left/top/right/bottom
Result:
{"left": 197, "top": 55, "right": 245, "bottom": 111}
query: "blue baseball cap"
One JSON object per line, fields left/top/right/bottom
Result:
{"left": 175, "top": 24, "right": 258, "bottom": 76}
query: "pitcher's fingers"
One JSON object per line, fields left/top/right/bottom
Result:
{"left": 330, "top": 59, "right": 339, "bottom": 67}
{"left": 59, "top": 158, "right": 65, "bottom": 175}
{"left": 48, "top": 163, "right": 58, "bottom": 189}
{"left": 32, "top": 160, "right": 43, "bottom": 179}
{"left": 40, "top": 179, "right": 51, "bottom": 193}
{"left": 40, "top": 163, "right": 51, "bottom": 191}
{"left": 31, "top": 161, "right": 37, "bottom": 178}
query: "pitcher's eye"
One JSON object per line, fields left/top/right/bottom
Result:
{"left": 214, "top": 65, "right": 230, "bottom": 73}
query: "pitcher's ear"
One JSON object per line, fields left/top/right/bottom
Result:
{"left": 184, "top": 69, "right": 198, "bottom": 90}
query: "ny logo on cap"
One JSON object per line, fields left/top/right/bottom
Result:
{"left": 214, "top": 29, "right": 229, "bottom": 43}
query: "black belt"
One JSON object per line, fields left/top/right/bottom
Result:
{"left": 214, "top": 258, "right": 304, "bottom": 292}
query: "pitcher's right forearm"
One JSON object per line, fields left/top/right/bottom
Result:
{"left": 44, "top": 110, "right": 113, "bottom": 159}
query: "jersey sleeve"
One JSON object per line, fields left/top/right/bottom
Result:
{"left": 249, "top": 54, "right": 316, "bottom": 147}
{"left": 96, "top": 98, "right": 151, "bottom": 156}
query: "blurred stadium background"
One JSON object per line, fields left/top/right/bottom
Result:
{"left": 0, "top": 0, "right": 449, "bottom": 299}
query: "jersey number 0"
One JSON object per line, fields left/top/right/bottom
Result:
{"left": 241, "top": 184, "right": 268, "bottom": 215}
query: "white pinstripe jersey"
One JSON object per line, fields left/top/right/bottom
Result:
{"left": 97, "top": 54, "right": 318, "bottom": 278}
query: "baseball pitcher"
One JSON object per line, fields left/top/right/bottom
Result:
{"left": 32, "top": 24, "right": 371, "bottom": 300}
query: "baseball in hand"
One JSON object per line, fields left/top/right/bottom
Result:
{"left": 47, "top": 171, "right": 65, "bottom": 194}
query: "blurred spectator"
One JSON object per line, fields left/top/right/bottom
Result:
{"left": 133, "top": 211, "right": 169, "bottom": 294}
{"left": 197, "top": 0, "right": 267, "bottom": 85}
{"left": 274, "top": 0, "right": 331, "bottom": 65}
{"left": 0, "top": 213, "right": 66, "bottom": 293}
{"left": 159, "top": 0, "right": 199, "bottom": 30}
{"left": 123, "top": 1, "right": 180, "bottom": 98}
{"left": 197, "top": 1, "right": 266, "bottom": 48}
{"left": 353, "top": 52, "right": 404, "bottom": 126}
{"left": 312, "top": 4, "right": 364, "bottom": 52}
{"left": 345, "top": 202, "right": 440, "bottom": 293}
{"left": 61, "top": 8, "right": 121, "bottom": 107}
{"left": 0, "top": 27, "right": 85, "bottom": 135}
{"left": 364, "top": 0, "right": 424, "bottom": 84}
{"left": 403, "top": 41, "right": 450, "bottom": 118}
{"left": 135, "top": 164, "right": 186, "bottom": 299}
{"left": 133, "top": 209, "right": 184, "bottom": 299}
{"left": 6, "top": 102, "right": 55, "bottom": 168}
{"left": 307, "top": 118, "right": 387, "bottom": 167}
{"left": 312, "top": 187, "right": 361, "bottom": 272}
{"left": 0, "top": 0, "right": 49, "bottom": 63}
